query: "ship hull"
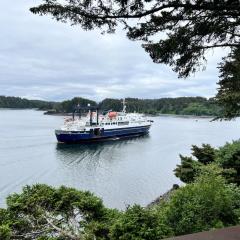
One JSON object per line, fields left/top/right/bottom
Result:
{"left": 55, "top": 125, "right": 151, "bottom": 143}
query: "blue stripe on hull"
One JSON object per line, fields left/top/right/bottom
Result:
{"left": 56, "top": 126, "right": 150, "bottom": 143}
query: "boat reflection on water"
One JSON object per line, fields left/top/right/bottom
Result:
{"left": 54, "top": 134, "right": 151, "bottom": 209}
{"left": 55, "top": 134, "right": 150, "bottom": 167}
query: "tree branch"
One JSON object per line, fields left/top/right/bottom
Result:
{"left": 199, "top": 43, "right": 240, "bottom": 49}
{"left": 30, "top": 2, "right": 240, "bottom": 20}
{"left": 43, "top": 215, "right": 81, "bottom": 240}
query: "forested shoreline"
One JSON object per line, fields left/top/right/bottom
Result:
{"left": 0, "top": 96, "right": 221, "bottom": 117}
{"left": 0, "top": 96, "right": 57, "bottom": 110}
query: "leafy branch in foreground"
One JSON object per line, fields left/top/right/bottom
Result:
{"left": 30, "top": 0, "right": 240, "bottom": 78}
{"left": 2, "top": 185, "right": 117, "bottom": 240}
{"left": 30, "top": 0, "right": 240, "bottom": 118}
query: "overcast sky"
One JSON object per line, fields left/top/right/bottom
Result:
{"left": 0, "top": 0, "right": 229, "bottom": 101}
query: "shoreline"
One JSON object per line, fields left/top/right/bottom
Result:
{"left": 156, "top": 113, "right": 214, "bottom": 119}
{"left": 0, "top": 108, "right": 215, "bottom": 119}
{"left": 44, "top": 111, "right": 215, "bottom": 119}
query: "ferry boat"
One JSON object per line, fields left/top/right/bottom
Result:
{"left": 55, "top": 100, "right": 152, "bottom": 143}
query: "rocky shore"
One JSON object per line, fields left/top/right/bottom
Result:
{"left": 147, "top": 184, "right": 180, "bottom": 208}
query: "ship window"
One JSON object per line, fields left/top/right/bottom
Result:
{"left": 118, "top": 121, "right": 129, "bottom": 126}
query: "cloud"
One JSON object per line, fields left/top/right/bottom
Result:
{"left": 0, "top": 0, "right": 229, "bottom": 101}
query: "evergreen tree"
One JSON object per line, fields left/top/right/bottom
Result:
{"left": 30, "top": 0, "right": 240, "bottom": 118}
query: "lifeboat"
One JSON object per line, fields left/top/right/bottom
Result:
{"left": 108, "top": 111, "right": 117, "bottom": 119}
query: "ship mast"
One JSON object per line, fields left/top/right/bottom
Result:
{"left": 122, "top": 98, "right": 126, "bottom": 114}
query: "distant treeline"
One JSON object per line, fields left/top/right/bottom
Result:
{"left": 0, "top": 95, "right": 221, "bottom": 116}
{"left": 99, "top": 97, "right": 221, "bottom": 116}
{"left": 0, "top": 95, "right": 56, "bottom": 110}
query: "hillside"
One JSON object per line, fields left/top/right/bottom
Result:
{"left": 0, "top": 96, "right": 221, "bottom": 116}
{"left": 98, "top": 97, "right": 221, "bottom": 116}
{"left": 0, "top": 96, "right": 57, "bottom": 110}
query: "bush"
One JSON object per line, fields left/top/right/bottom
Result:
{"left": 2, "top": 184, "right": 116, "bottom": 240}
{"left": 110, "top": 205, "right": 173, "bottom": 240}
{"left": 216, "top": 141, "right": 240, "bottom": 185}
{"left": 166, "top": 164, "right": 240, "bottom": 235}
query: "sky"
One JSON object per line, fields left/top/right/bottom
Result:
{"left": 0, "top": 0, "right": 229, "bottom": 102}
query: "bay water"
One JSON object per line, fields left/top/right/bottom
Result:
{"left": 0, "top": 109, "right": 239, "bottom": 209}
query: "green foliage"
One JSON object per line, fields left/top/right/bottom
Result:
{"left": 99, "top": 98, "right": 122, "bottom": 112}
{"left": 216, "top": 48, "right": 240, "bottom": 119}
{"left": 110, "top": 205, "right": 173, "bottom": 240}
{"left": 174, "top": 144, "right": 216, "bottom": 183}
{"left": 191, "top": 144, "right": 216, "bottom": 165}
{"left": 175, "top": 141, "right": 240, "bottom": 185}
{"left": 1, "top": 95, "right": 221, "bottom": 117}
{"left": 216, "top": 141, "right": 240, "bottom": 185}
{"left": 99, "top": 97, "right": 220, "bottom": 116}
{"left": 3, "top": 184, "right": 115, "bottom": 240}
{"left": 174, "top": 155, "right": 202, "bottom": 184}
{"left": 0, "top": 224, "right": 11, "bottom": 240}
{"left": 166, "top": 165, "right": 240, "bottom": 235}
{"left": 181, "top": 103, "right": 221, "bottom": 116}
{"left": 55, "top": 97, "right": 97, "bottom": 113}
{"left": 30, "top": 0, "right": 240, "bottom": 78}
{"left": 31, "top": 0, "right": 240, "bottom": 119}
{"left": 0, "top": 96, "right": 56, "bottom": 110}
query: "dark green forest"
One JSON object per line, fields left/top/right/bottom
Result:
{"left": 99, "top": 97, "right": 221, "bottom": 116}
{"left": 0, "top": 96, "right": 56, "bottom": 110}
{"left": 0, "top": 96, "right": 221, "bottom": 116}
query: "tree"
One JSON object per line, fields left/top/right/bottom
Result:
{"left": 216, "top": 47, "right": 240, "bottom": 119}
{"left": 191, "top": 144, "right": 216, "bottom": 164}
{"left": 174, "top": 155, "right": 202, "bottom": 183}
{"left": 0, "top": 96, "right": 57, "bottom": 110}
{"left": 174, "top": 141, "right": 240, "bottom": 185}
{"left": 216, "top": 141, "right": 240, "bottom": 185}
{"left": 56, "top": 97, "right": 97, "bottom": 113}
{"left": 30, "top": 0, "right": 240, "bottom": 118}
{"left": 166, "top": 164, "right": 240, "bottom": 235}
{"left": 110, "top": 205, "right": 173, "bottom": 240}
{"left": 1, "top": 184, "right": 118, "bottom": 239}
{"left": 174, "top": 144, "right": 216, "bottom": 183}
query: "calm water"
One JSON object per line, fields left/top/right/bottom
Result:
{"left": 0, "top": 109, "right": 239, "bottom": 209}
